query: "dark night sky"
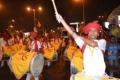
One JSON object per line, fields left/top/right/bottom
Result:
{"left": 0, "top": 0, "right": 120, "bottom": 31}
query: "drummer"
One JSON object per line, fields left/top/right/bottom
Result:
{"left": 30, "top": 31, "right": 41, "bottom": 53}
{"left": 55, "top": 13, "right": 107, "bottom": 78}
{"left": 26, "top": 30, "right": 42, "bottom": 80}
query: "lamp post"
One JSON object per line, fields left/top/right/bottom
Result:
{"left": 82, "top": 0, "right": 85, "bottom": 24}
{"left": 0, "top": 3, "right": 2, "bottom": 10}
{"left": 26, "top": 6, "right": 42, "bottom": 28}
{"left": 33, "top": 9, "right": 36, "bottom": 27}
{"left": 0, "top": 3, "right": 3, "bottom": 12}
{"left": 73, "top": 0, "right": 85, "bottom": 24}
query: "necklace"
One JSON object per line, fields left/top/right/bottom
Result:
{"left": 89, "top": 46, "right": 94, "bottom": 55}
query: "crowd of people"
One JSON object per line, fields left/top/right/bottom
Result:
{"left": 0, "top": 17, "right": 120, "bottom": 80}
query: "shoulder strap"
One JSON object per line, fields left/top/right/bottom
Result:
{"left": 81, "top": 43, "right": 86, "bottom": 53}
{"left": 34, "top": 40, "right": 38, "bottom": 52}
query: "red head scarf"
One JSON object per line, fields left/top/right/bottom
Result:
{"left": 82, "top": 21, "right": 101, "bottom": 34}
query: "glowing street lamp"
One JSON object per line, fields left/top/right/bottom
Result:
{"left": 38, "top": 6, "right": 42, "bottom": 12}
{"left": 73, "top": 0, "right": 82, "bottom": 3}
{"left": 73, "top": 0, "right": 85, "bottom": 24}
{"left": 26, "top": 7, "right": 31, "bottom": 12}
{"left": 0, "top": 3, "right": 3, "bottom": 11}
{"left": 0, "top": 3, "right": 2, "bottom": 9}
{"left": 26, "top": 6, "right": 43, "bottom": 27}
{"left": 82, "top": 0, "right": 85, "bottom": 24}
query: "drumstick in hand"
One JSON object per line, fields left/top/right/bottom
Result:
{"left": 51, "top": 0, "right": 61, "bottom": 23}
{"left": 51, "top": 0, "right": 58, "bottom": 14}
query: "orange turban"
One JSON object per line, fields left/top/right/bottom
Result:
{"left": 82, "top": 21, "right": 101, "bottom": 34}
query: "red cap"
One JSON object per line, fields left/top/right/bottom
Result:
{"left": 82, "top": 21, "right": 101, "bottom": 34}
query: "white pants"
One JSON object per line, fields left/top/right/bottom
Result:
{"left": 26, "top": 73, "right": 39, "bottom": 80}
{"left": 26, "top": 73, "right": 32, "bottom": 80}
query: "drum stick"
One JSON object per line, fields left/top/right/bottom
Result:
{"left": 51, "top": 0, "right": 58, "bottom": 14}
{"left": 51, "top": 0, "right": 61, "bottom": 23}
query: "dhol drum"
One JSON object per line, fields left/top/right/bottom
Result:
{"left": 30, "top": 53, "right": 44, "bottom": 77}
{"left": 71, "top": 72, "right": 120, "bottom": 80}
{"left": 8, "top": 51, "right": 44, "bottom": 80}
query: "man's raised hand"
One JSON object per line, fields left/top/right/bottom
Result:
{"left": 55, "top": 12, "right": 65, "bottom": 24}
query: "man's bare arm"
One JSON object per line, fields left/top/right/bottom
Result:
{"left": 56, "top": 13, "right": 98, "bottom": 47}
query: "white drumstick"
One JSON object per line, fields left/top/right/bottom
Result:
{"left": 51, "top": 0, "right": 61, "bottom": 23}
{"left": 51, "top": 0, "right": 58, "bottom": 14}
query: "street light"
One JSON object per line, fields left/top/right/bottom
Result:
{"left": 38, "top": 6, "right": 42, "bottom": 12}
{"left": 26, "top": 6, "right": 42, "bottom": 28}
{"left": 73, "top": 0, "right": 82, "bottom": 3}
{"left": 82, "top": 0, "right": 85, "bottom": 24}
{"left": 0, "top": 3, "right": 3, "bottom": 11}
{"left": 0, "top": 3, "right": 2, "bottom": 9}
{"left": 26, "top": 7, "right": 31, "bottom": 11}
{"left": 73, "top": 0, "right": 85, "bottom": 24}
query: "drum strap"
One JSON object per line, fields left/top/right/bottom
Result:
{"left": 41, "top": 42, "right": 44, "bottom": 48}
{"left": 81, "top": 43, "right": 86, "bottom": 53}
{"left": 34, "top": 40, "right": 38, "bottom": 52}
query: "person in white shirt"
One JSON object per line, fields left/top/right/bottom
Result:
{"left": 55, "top": 13, "right": 107, "bottom": 78}
{"left": 26, "top": 32, "right": 42, "bottom": 80}
{"left": 30, "top": 32, "right": 41, "bottom": 52}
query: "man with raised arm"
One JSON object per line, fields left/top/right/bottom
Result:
{"left": 55, "top": 13, "right": 106, "bottom": 78}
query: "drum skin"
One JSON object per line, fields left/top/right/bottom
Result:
{"left": 30, "top": 53, "right": 44, "bottom": 77}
